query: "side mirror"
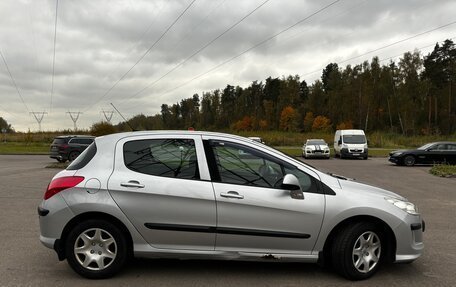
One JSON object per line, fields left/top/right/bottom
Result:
{"left": 338, "top": 139, "right": 342, "bottom": 145}
{"left": 282, "top": 174, "right": 304, "bottom": 200}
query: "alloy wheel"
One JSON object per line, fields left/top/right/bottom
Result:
{"left": 74, "top": 228, "right": 117, "bottom": 271}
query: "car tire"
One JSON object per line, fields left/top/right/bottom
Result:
{"left": 403, "top": 155, "right": 415, "bottom": 166}
{"left": 363, "top": 156, "right": 368, "bottom": 160}
{"left": 65, "top": 219, "right": 128, "bottom": 279}
{"left": 68, "top": 151, "right": 80, "bottom": 162}
{"left": 331, "top": 222, "right": 384, "bottom": 281}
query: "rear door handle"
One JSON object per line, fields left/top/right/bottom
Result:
{"left": 120, "top": 180, "right": 145, "bottom": 188}
{"left": 220, "top": 191, "right": 244, "bottom": 199}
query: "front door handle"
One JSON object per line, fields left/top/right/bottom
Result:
{"left": 220, "top": 191, "right": 244, "bottom": 199}
{"left": 120, "top": 180, "right": 145, "bottom": 188}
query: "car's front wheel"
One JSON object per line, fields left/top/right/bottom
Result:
{"left": 331, "top": 222, "right": 383, "bottom": 280}
{"left": 403, "top": 155, "right": 415, "bottom": 166}
{"left": 65, "top": 219, "right": 128, "bottom": 279}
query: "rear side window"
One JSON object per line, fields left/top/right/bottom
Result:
{"left": 70, "top": 138, "right": 94, "bottom": 145}
{"left": 52, "top": 138, "right": 67, "bottom": 144}
{"left": 123, "top": 139, "right": 199, "bottom": 180}
{"left": 67, "top": 142, "right": 97, "bottom": 170}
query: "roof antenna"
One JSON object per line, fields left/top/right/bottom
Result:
{"left": 110, "top": 103, "right": 135, "bottom": 131}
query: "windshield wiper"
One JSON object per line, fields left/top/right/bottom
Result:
{"left": 327, "top": 172, "right": 355, "bottom": 181}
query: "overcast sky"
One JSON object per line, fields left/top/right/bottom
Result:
{"left": 1, "top": 0, "right": 456, "bottom": 131}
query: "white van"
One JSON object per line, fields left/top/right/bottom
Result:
{"left": 334, "top": 129, "right": 368, "bottom": 159}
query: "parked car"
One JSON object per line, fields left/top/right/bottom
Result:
{"left": 39, "top": 131, "right": 424, "bottom": 280}
{"left": 248, "top": 136, "right": 265, "bottom": 144}
{"left": 302, "top": 139, "right": 330, "bottom": 159}
{"left": 389, "top": 142, "right": 456, "bottom": 166}
{"left": 49, "top": 135, "right": 95, "bottom": 162}
{"left": 334, "top": 129, "right": 368, "bottom": 159}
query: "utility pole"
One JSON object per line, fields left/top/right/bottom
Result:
{"left": 67, "top": 111, "right": 82, "bottom": 131}
{"left": 101, "top": 110, "right": 114, "bottom": 123}
{"left": 30, "top": 112, "right": 47, "bottom": 131}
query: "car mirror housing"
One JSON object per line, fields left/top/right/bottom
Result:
{"left": 282, "top": 174, "right": 304, "bottom": 200}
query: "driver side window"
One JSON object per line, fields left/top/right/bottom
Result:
{"left": 211, "top": 142, "right": 284, "bottom": 188}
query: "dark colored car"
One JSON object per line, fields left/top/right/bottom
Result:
{"left": 50, "top": 135, "right": 95, "bottom": 162}
{"left": 389, "top": 142, "right": 456, "bottom": 166}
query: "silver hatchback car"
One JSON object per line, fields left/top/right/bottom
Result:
{"left": 38, "top": 131, "right": 424, "bottom": 280}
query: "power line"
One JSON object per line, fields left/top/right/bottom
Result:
{"left": 0, "top": 49, "right": 31, "bottom": 112}
{"left": 125, "top": 0, "right": 270, "bottom": 101}
{"left": 149, "top": 0, "right": 342, "bottom": 100}
{"left": 379, "top": 36, "right": 456, "bottom": 63}
{"left": 84, "top": 0, "right": 198, "bottom": 112}
{"left": 300, "top": 20, "right": 456, "bottom": 78}
{"left": 101, "top": 1, "right": 166, "bottom": 83}
{"left": 50, "top": 0, "right": 59, "bottom": 113}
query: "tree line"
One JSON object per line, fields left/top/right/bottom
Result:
{"left": 113, "top": 39, "right": 454, "bottom": 135}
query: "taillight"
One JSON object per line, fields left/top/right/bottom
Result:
{"left": 58, "top": 144, "right": 69, "bottom": 150}
{"left": 44, "top": 176, "right": 85, "bottom": 200}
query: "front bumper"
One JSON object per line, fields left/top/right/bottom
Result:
{"left": 304, "top": 150, "right": 330, "bottom": 158}
{"left": 340, "top": 148, "right": 368, "bottom": 158}
{"left": 394, "top": 216, "right": 424, "bottom": 263}
{"left": 388, "top": 156, "right": 401, "bottom": 164}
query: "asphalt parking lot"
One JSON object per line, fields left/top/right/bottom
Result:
{"left": 0, "top": 155, "right": 454, "bottom": 286}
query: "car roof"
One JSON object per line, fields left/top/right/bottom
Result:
{"left": 55, "top": 135, "right": 95, "bottom": 139}
{"left": 97, "top": 130, "right": 256, "bottom": 143}
{"left": 426, "top": 141, "right": 456, "bottom": 145}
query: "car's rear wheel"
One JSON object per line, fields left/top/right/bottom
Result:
{"left": 331, "top": 222, "right": 383, "bottom": 280}
{"left": 403, "top": 155, "right": 415, "bottom": 166}
{"left": 65, "top": 220, "right": 128, "bottom": 279}
{"left": 68, "top": 151, "right": 80, "bottom": 162}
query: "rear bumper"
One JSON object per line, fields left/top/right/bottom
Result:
{"left": 49, "top": 151, "right": 68, "bottom": 160}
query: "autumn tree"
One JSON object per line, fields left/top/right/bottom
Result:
{"left": 279, "top": 106, "right": 298, "bottom": 131}
{"left": 312, "top": 115, "right": 332, "bottom": 132}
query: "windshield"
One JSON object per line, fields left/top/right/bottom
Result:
{"left": 307, "top": 140, "right": 326, "bottom": 145}
{"left": 343, "top": 135, "right": 366, "bottom": 144}
{"left": 417, "top": 143, "right": 434, "bottom": 150}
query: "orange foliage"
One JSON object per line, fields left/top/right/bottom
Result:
{"left": 312, "top": 115, "right": 332, "bottom": 131}
{"left": 336, "top": 120, "right": 353, "bottom": 130}
{"left": 303, "top": 111, "right": 314, "bottom": 132}
{"left": 258, "top": 119, "right": 268, "bottom": 130}
{"left": 279, "top": 106, "right": 297, "bottom": 131}
{"left": 233, "top": 116, "right": 253, "bottom": 131}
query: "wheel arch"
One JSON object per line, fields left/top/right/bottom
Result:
{"left": 56, "top": 211, "right": 134, "bottom": 261}
{"left": 320, "top": 215, "right": 396, "bottom": 265}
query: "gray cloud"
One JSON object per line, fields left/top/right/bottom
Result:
{"left": 1, "top": 0, "right": 456, "bottom": 131}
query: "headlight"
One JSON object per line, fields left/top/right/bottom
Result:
{"left": 342, "top": 144, "right": 348, "bottom": 148}
{"left": 394, "top": 152, "right": 402, "bottom": 156}
{"left": 386, "top": 198, "right": 419, "bottom": 215}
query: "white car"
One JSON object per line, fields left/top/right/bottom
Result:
{"left": 248, "top": 137, "right": 265, "bottom": 144}
{"left": 302, "top": 139, "right": 330, "bottom": 159}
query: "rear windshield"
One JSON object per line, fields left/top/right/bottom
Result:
{"left": 52, "top": 138, "right": 67, "bottom": 144}
{"left": 67, "top": 142, "right": 97, "bottom": 170}
{"left": 343, "top": 135, "right": 366, "bottom": 144}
